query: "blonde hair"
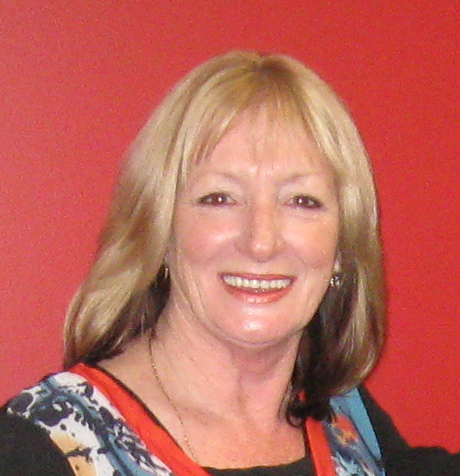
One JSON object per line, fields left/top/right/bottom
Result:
{"left": 64, "top": 51, "right": 384, "bottom": 417}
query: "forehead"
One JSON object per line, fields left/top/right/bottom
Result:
{"left": 190, "top": 109, "right": 334, "bottom": 179}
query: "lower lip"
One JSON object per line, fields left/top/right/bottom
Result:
{"left": 222, "top": 278, "right": 294, "bottom": 304}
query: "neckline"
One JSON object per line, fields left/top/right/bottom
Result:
{"left": 90, "top": 361, "right": 172, "bottom": 431}
{"left": 86, "top": 363, "right": 309, "bottom": 466}
{"left": 70, "top": 362, "right": 335, "bottom": 476}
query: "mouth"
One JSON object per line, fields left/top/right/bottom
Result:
{"left": 221, "top": 273, "right": 294, "bottom": 303}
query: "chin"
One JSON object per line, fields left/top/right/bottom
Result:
{"left": 215, "top": 321, "right": 303, "bottom": 350}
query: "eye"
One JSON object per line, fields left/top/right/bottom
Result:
{"left": 289, "top": 195, "right": 322, "bottom": 209}
{"left": 198, "top": 192, "right": 234, "bottom": 206}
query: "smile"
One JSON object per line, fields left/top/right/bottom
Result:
{"left": 222, "top": 274, "right": 292, "bottom": 291}
{"left": 220, "top": 273, "right": 294, "bottom": 304}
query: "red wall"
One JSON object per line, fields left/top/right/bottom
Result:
{"left": 1, "top": 1, "right": 459, "bottom": 451}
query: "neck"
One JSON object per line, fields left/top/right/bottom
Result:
{"left": 150, "top": 306, "right": 302, "bottom": 423}
{"left": 101, "top": 304, "right": 307, "bottom": 467}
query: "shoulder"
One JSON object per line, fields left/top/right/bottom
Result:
{"left": 356, "top": 386, "right": 460, "bottom": 476}
{"left": 4, "top": 370, "right": 111, "bottom": 451}
{"left": 327, "top": 387, "right": 385, "bottom": 475}
{"left": 0, "top": 372, "right": 82, "bottom": 476}
{"left": 1, "top": 368, "right": 175, "bottom": 476}
{"left": 5, "top": 370, "right": 97, "bottom": 416}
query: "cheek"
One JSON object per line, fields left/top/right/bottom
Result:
{"left": 292, "top": 222, "right": 338, "bottom": 269}
{"left": 170, "top": 209, "right": 237, "bottom": 266}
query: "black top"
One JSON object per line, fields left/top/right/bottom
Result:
{"left": 0, "top": 385, "right": 459, "bottom": 476}
{"left": 206, "top": 458, "right": 313, "bottom": 476}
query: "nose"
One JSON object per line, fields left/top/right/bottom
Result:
{"left": 240, "top": 201, "right": 285, "bottom": 262}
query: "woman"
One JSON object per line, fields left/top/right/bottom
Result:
{"left": 1, "top": 51, "right": 458, "bottom": 476}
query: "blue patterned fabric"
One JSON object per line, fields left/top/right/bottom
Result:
{"left": 326, "top": 389, "right": 385, "bottom": 476}
{"left": 6, "top": 371, "right": 174, "bottom": 476}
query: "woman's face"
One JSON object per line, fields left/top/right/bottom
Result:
{"left": 165, "top": 112, "right": 339, "bottom": 350}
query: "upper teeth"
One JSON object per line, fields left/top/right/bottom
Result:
{"left": 222, "top": 275, "right": 291, "bottom": 290}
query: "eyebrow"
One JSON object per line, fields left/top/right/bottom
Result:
{"left": 187, "top": 164, "right": 332, "bottom": 189}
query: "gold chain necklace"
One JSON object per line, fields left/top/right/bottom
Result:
{"left": 147, "top": 333, "right": 199, "bottom": 462}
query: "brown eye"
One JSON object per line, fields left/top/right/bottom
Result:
{"left": 199, "top": 192, "right": 233, "bottom": 206}
{"left": 290, "top": 195, "right": 322, "bottom": 209}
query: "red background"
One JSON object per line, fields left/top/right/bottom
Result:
{"left": 1, "top": 1, "right": 459, "bottom": 451}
